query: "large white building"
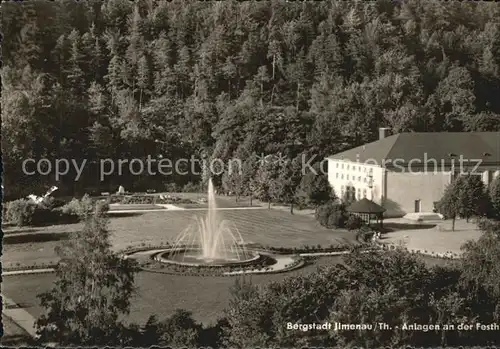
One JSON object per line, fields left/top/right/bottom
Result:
{"left": 326, "top": 129, "right": 500, "bottom": 218}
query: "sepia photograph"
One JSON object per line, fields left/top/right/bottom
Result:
{"left": 1, "top": 0, "right": 500, "bottom": 347}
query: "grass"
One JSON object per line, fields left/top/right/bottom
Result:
{"left": 1, "top": 254, "right": 452, "bottom": 327}
{"left": 2, "top": 207, "right": 355, "bottom": 269}
{"left": 3, "top": 232, "right": 70, "bottom": 245}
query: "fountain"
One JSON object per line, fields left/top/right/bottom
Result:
{"left": 156, "top": 178, "right": 258, "bottom": 266}
{"left": 122, "top": 178, "right": 303, "bottom": 274}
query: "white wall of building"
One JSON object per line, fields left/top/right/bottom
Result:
{"left": 327, "top": 159, "right": 384, "bottom": 204}
{"left": 385, "top": 171, "right": 453, "bottom": 217}
{"left": 328, "top": 158, "right": 500, "bottom": 218}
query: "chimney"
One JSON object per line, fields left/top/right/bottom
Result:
{"left": 379, "top": 127, "right": 390, "bottom": 140}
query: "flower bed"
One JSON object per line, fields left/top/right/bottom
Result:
{"left": 110, "top": 195, "right": 196, "bottom": 205}
{"left": 138, "top": 253, "right": 279, "bottom": 277}
{"left": 378, "top": 243, "right": 461, "bottom": 260}
{"left": 260, "top": 242, "right": 373, "bottom": 254}
{"left": 3, "top": 262, "right": 58, "bottom": 272}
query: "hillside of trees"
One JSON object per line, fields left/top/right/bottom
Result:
{"left": 2, "top": 0, "right": 500, "bottom": 199}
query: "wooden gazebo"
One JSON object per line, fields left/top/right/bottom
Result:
{"left": 346, "top": 198, "right": 386, "bottom": 228}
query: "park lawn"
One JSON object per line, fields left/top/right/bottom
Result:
{"left": 1, "top": 261, "right": 330, "bottom": 326}
{"left": 3, "top": 209, "right": 355, "bottom": 268}
{"left": 105, "top": 209, "right": 355, "bottom": 252}
{"left": 2, "top": 223, "right": 82, "bottom": 268}
{"left": 1, "top": 254, "right": 452, "bottom": 327}
{"left": 2, "top": 225, "right": 82, "bottom": 269}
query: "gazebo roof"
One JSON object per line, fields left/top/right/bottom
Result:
{"left": 346, "top": 198, "right": 386, "bottom": 214}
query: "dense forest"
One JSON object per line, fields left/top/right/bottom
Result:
{"left": 2, "top": 0, "right": 500, "bottom": 199}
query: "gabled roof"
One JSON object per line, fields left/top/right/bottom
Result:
{"left": 346, "top": 198, "right": 386, "bottom": 213}
{"left": 327, "top": 132, "right": 500, "bottom": 168}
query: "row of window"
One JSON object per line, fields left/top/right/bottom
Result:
{"left": 335, "top": 173, "right": 370, "bottom": 183}
{"left": 341, "top": 185, "right": 368, "bottom": 200}
{"left": 335, "top": 162, "right": 373, "bottom": 173}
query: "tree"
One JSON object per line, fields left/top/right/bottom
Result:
{"left": 434, "top": 65, "right": 476, "bottom": 131}
{"left": 269, "top": 157, "right": 302, "bottom": 214}
{"left": 241, "top": 154, "right": 258, "bottom": 206}
{"left": 437, "top": 175, "right": 491, "bottom": 230}
{"left": 4, "top": 0, "right": 500, "bottom": 213}
{"left": 36, "top": 201, "right": 137, "bottom": 345}
{"left": 67, "top": 29, "right": 86, "bottom": 95}
{"left": 296, "top": 172, "right": 334, "bottom": 208}
{"left": 223, "top": 267, "right": 346, "bottom": 348}
{"left": 222, "top": 169, "right": 244, "bottom": 200}
{"left": 137, "top": 55, "right": 150, "bottom": 110}
{"left": 436, "top": 179, "right": 461, "bottom": 231}
{"left": 251, "top": 160, "right": 279, "bottom": 209}
{"left": 461, "top": 218, "right": 500, "bottom": 298}
{"left": 458, "top": 175, "right": 491, "bottom": 221}
{"left": 158, "top": 309, "right": 202, "bottom": 347}
{"left": 140, "top": 315, "right": 163, "bottom": 346}
{"left": 222, "top": 277, "right": 271, "bottom": 348}
{"left": 329, "top": 249, "right": 438, "bottom": 347}
{"left": 489, "top": 175, "right": 500, "bottom": 219}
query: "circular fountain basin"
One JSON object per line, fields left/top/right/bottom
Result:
{"left": 154, "top": 248, "right": 262, "bottom": 267}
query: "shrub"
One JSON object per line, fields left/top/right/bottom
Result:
{"left": 327, "top": 210, "right": 345, "bottom": 228}
{"left": 4, "top": 199, "right": 36, "bottom": 226}
{"left": 165, "top": 182, "right": 182, "bottom": 192}
{"left": 346, "top": 215, "right": 364, "bottom": 231}
{"left": 61, "top": 195, "right": 93, "bottom": 217}
{"left": 61, "top": 194, "right": 108, "bottom": 219}
{"left": 32, "top": 206, "right": 78, "bottom": 225}
{"left": 355, "top": 225, "right": 374, "bottom": 242}
{"left": 315, "top": 200, "right": 348, "bottom": 228}
{"left": 183, "top": 182, "right": 202, "bottom": 193}
{"left": 4, "top": 198, "right": 79, "bottom": 226}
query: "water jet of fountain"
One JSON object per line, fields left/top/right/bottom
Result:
{"left": 169, "top": 178, "right": 248, "bottom": 264}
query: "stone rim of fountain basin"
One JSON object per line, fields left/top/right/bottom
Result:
{"left": 152, "top": 247, "right": 262, "bottom": 267}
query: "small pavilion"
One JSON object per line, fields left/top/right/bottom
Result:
{"left": 346, "top": 198, "right": 386, "bottom": 228}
